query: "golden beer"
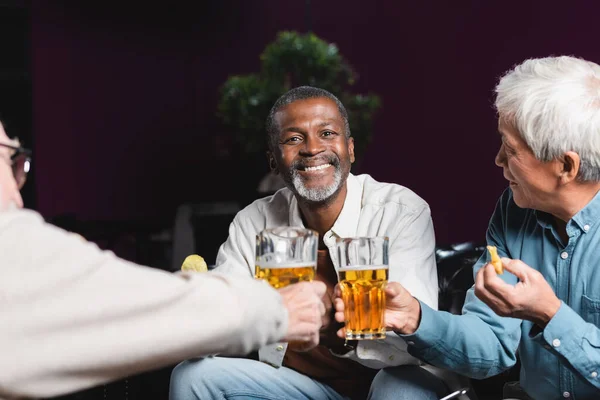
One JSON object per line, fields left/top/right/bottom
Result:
{"left": 338, "top": 266, "right": 388, "bottom": 340}
{"left": 255, "top": 262, "right": 316, "bottom": 289}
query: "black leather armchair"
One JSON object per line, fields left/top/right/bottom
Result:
{"left": 436, "top": 241, "right": 485, "bottom": 315}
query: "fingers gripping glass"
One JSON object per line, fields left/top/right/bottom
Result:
{"left": 0, "top": 142, "right": 31, "bottom": 188}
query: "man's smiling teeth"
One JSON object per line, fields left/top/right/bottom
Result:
{"left": 304, "top": 164, "right": 331, "bottom": 171}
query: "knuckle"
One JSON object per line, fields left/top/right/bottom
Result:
{"left": 474, "top": 282, "right": 484, "bottom": 295}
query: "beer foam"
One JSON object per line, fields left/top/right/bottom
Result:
{"left": 338, "top": 265, "right": 389, "bottom": 272}
{"left": 255, "top": 261, "right": 316, "bottom": 269}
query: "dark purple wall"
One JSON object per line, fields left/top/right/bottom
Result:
{"left": 30, "top": 1, "right": 600, "bottom": 244}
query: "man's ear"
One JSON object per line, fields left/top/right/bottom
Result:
{"left": 560, "top": 151, "right": 580, "bottom": 183}
{"left": 266, "top": 150, "right": 278, "bottom": 174}
{"left": 348, "top": 137, "right": 355, "bottom": 164}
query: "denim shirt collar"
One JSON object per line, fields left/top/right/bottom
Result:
{"left": 534, "top": 188, "right": 600, "bottom": 235}
{"left": 570, "top": 188, "right": 600, "bottom": 232}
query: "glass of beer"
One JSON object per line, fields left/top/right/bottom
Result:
{"left": 336, "top": 236, "right": 389, "bottom": 340}
{"left": 255, "top": 227, "right": 318, "bottom": 289}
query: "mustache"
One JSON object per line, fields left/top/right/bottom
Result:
{"left": 291, "top": 155, "right": 340, "bottom": 170}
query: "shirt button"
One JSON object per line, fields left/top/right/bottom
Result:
{"left": 560, "top": 252, "right": 569, "bottom": 259}
{"left": 276, "top": 345, "right": 284, "bottom": 351}
{"left": 563, "top": 392, "right": 570, "bottom": 398}
{"left": 591, "top": 371, "right": 598, "bottom": 378}
{"left": 552, "top": 339, "right": 561, "bottom": 348}
{"left": 584, "top": 224, "right": 590, "bottom": 232}
{"left": 407, "top": 341, "right": 415, "bottom": 346}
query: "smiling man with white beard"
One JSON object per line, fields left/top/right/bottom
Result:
{"left": 170, "top": 86, "right": 464, "bottom": 400}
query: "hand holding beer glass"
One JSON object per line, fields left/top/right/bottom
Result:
{"left": 255, "top": 227, "right": 322, "bottom": 352}
{"left": 336, "top": 237, "right": 389, "bottom": 340}
{"left": 255, "top": 227, "right": 318, "bottom": 288}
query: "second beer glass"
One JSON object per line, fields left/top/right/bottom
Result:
{"left": 336, "top": 236, "right": 389, "bottom": 340}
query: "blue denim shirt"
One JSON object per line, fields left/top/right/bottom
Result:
{"left": 403, "top": 188, "right": 600, "bottom": 400}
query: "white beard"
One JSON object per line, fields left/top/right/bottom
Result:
{"left": 291, "top": 167, "right": 343, "bottom": 203}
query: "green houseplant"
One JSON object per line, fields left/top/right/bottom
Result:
{"left": 217, "top": 31, "right": 381, "bottom": 194}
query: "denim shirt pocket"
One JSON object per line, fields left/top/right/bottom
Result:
{"left": 581, "top": 294, "right": 600, "bottom": 327}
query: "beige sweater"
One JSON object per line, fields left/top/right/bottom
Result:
{"left": 0, "top": 209, "right": 287, "bottom": 399}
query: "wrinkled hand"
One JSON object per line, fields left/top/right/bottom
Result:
{"left": 333, "top": 282, "right": 422, "bottom": 338}
{"left": 279, "top": 281, "right": 327, "bottom": 351}
{"left": 475, "top": 257, "right": 561, "bottom": 328}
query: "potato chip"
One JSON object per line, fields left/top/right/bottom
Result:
{"left": 486, "top": 245, "right": 503, "bottom": 274}
{"left": 181, "top": 254, "right": 208, "bottom": 273}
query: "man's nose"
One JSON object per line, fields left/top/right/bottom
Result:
{"left": 495, "top": 144, "right": 506, "bottom": 167}
{"left": 300, "top": 135, "right": 325, "bottom": 156}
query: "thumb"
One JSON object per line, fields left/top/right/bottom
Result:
{"left": 310, "top": 281, "right": 327, "bottom": 297}
{"left": 385, "top": 281, "right": 403, "bottom": 297}
{"left": 500, "top": 257, "right": 528, "bottom": 280}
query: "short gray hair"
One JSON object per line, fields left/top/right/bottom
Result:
{"left": 265, "top": 86, "right": 350, "bottom": 151}
{"left": 495, "top": 55, "right": 600, "bottom": 182}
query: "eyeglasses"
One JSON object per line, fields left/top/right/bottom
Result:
{"left": 0, "top": 142, "right": 32, "bottom": 189}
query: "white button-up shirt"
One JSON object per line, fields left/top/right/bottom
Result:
{"left": 213, "top": 173, "right": 438, "bottom": 369}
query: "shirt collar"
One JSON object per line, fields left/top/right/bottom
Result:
{"left": 330, "top": 173, "right": 362, "bottom": 238}
{"left": 570, "top": 188, "right": 600, "bottom": 233}
{"left": 287, "top": 173, "right": 363, "bottom": 238}
{"left": 288, "top": 195, "right": 304, "bottom": 228}
{"left": 533, "top": 210, "right": 554, "bottom": 230}
{"left": 534, "top": 188, "right": 600, "bottom": 234}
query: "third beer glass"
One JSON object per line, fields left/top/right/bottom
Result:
{"left": 255, "top": 227, "right": 318, "bottom": 289}
{"left": 336, "top": 236, "right": 389, "bottom": 340}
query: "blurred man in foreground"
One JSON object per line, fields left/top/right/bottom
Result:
{"left": 0, "top": 121, "right": 327, "bottom": 399}
{"left": 335, "top": 56, "right": 600, "bottom": 400}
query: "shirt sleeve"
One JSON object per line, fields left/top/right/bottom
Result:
{"left": 0, "top": 209, "right": 287, "bottom": 399}
{"left": 400, "top": 190, "right": 522, "bottom": 378}
{"left": 213, "top": 213, "right": 256, "bottom": 277}
{"left": 388, "top": 204, "right": 438, "bottom": 310}
{"left": 531, "top": 301, "right": 600, "bottom": 389}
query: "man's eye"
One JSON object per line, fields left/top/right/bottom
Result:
{"left": 501, "top": 139, "right": 515, "bottom": 155}
{"left": 282, "top": 136, "right": 302, "bottom": 144}
{"left": 322, "top": 130, "right": 336, "bottom": 137}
